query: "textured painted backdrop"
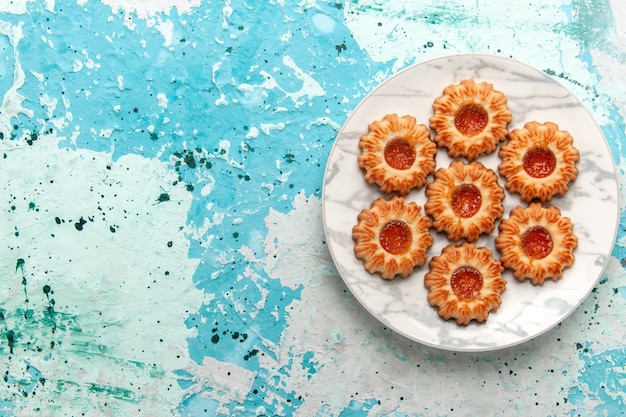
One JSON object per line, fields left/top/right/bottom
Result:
{"left": 1, "top": 0, "right": 625, "bottom": 416}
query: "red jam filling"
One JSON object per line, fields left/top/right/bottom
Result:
{"left": 523, "top": 147, "right": 556, "bottom": 178}
{"left": 454, "top": 103, "right": 489, "bottom": 136}
{"left": 451, "top": 266, "right": 483, "bottom": 300}
{"left": 384, "top": 138, "right": 416, "bottom": 170}
{"left": 521, "top": 226, "right": 553, "bottom": 259}
{"left": 451, "top": 183, "right": 482, "bottom": 218}
{"left": 379, "top": 220, "right": 412, "bottom": 255}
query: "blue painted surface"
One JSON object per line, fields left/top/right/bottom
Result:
{"left": 1, "top": 0, "right": 625, "bottom": 416}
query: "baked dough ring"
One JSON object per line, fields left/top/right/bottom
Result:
{"left": 425, "top": 242, "right": 507, "bottom": 325}
{"left": 353, "top": 196, "right": 433, "bottom": 280}
{"left": 495, "top": 203, "right": 578, "bottom": 284}
{"left": 429, "top": 79, "right": 512, "bottom": 160}
{"left": 498, "top": 121, "right": 579, "bottom": 202}
{"left": 358, "top": 113, "right": 437, "bottom": 195}
{"left": 424, "top": 160, "right": 505, "bottom": 242}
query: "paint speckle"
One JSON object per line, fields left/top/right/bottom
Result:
{"left": 74, "top": 217, "right": 87, "bottom": 231}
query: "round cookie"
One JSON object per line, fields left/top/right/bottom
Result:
{"left": 429, "top": 79, "right": 512, "bottom": 160}
{"left": 358, "top": 113, "right": 437, "bottom": 195}
{"left": 425, "top": 242, "right": 507, "bottom": 325}
{"left": 353, "top": 196, "right": 433, "bottom": 280}
{"left": 424, "top": 160, "right": 505, "bottom": 242}
{"left": 496, "top": 202, "right": 578, "bottom": 284}
{"left": 498, "top": 121, "right": 579, "bottom": 202}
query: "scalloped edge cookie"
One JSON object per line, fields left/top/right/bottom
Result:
{"left": 498, "top": 121, "right": 580, "bottom": 203}
{"left": 353, "top": 196, "right": 433, "bottom": 280}
{"left": 358, "top": 113, "right": 437, "bottom": 195}
{"left": 429, "top": 79, "right": 512, "bottom": 160}
{"left": 424, "top": 160, "right": 505, "bottom": 242}
{"left": 495, "top": 202, "right": 578, "bottom": 284}
{"left": 425, "top": 242, "right": 507, "bottom": 325}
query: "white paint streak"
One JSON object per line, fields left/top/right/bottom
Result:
{"left": 307, "top": 116, "right": 341, "bottom": 131}
{"left": 0, "top": 21, "right": 33, "bottom": 139}
{"left": 183, "top": 356, "right": 255, "bottom": 405}
{"left": 0, "top": 0, "right": 31, "bottom": 14}
{"left": 222, "top": 1, "right": 233, "bottom": 30}
{"left": 101, "top": 0, "right": 202, "bottom": 19}
{"left": 254, "top": 57, "right": 325, "bottom": 108}
{"left": 282, "top": 55, "right": 325, "bottom": 104}
{"left": 593, "top": 1, "right": 626, "bottom": 139}
{"left": 73, "top": 59, "right": 83, "bottom": 72}
{"left": 157, "top": 92, "right": 169, "bottom": 108}
{"left": 155, "top": 18, "right": 175, "bottom": 47}
{"left": 39, "top": 93, "right": 58, "bottom": 119}
{"left": 246, "top": 126, "right": 260, "bottom": 139}
{"left": 259, "top": 122, "right": 285, "bottom": 135}
{"left": 117, "top": 75, "right": 125, "bottom": 90}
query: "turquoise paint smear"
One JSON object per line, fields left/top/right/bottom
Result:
{"left": 601, "top": 110, "right": 626, "bottom": 262}
{"left": 173, "top": 1, "right": 388, "bottom": 414}
{"left": 569, "top": 345, "right": 626, "bottom": 415}
{"left": 2, "top": 0, "right": 387, "bottom": 413}
{"left": 0, "top": 301, "right": 148, "bottom": 406}
{"left": 302, "top": 351, "right": 317, "bottom": 380}
{"left": 345, "top": 0, "right": 481, "bottom": 26}
{"left": 0, "top": 33, "right": 15, "bottom": 108}
{"left": 0, "top": 401, "right": 15, "bottom": 417}
{"left": 556, "top": 0, "right": 623, "bottom": 113}
{"left": 336, "top": 398, "right": 383, "bottom": 416}
{"left": 559, "top": 0, "right": 622, "bottom": 59}
{"left": 0, "top": 259, "right": 169, "bottom": 414}
{"left": 177, "top": 394, "right": 220, "bottom": 416}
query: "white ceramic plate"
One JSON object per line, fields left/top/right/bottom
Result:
{"left": 322, "top": 54, "right": 619, "bottom": 352}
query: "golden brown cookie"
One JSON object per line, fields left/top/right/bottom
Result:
{"left": 429, "top": 79, "right": 512, "bottom": 160}
{"left": 424, "top": 160, "right": 505, "bottom": 242}
{"left": 352, "top": 196, "right": 433, "bottom": 280}
{"left": 425, "top": 242, "right": 507, "bottom": 325}
{"left": 358, "top": 113, "right": 437, "bottom": 195}
{"left": 495, "top": 203, "right": 578, "bottom": 284}
{"left": 498, "top": 121, "right": 580, "bottom": 203}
